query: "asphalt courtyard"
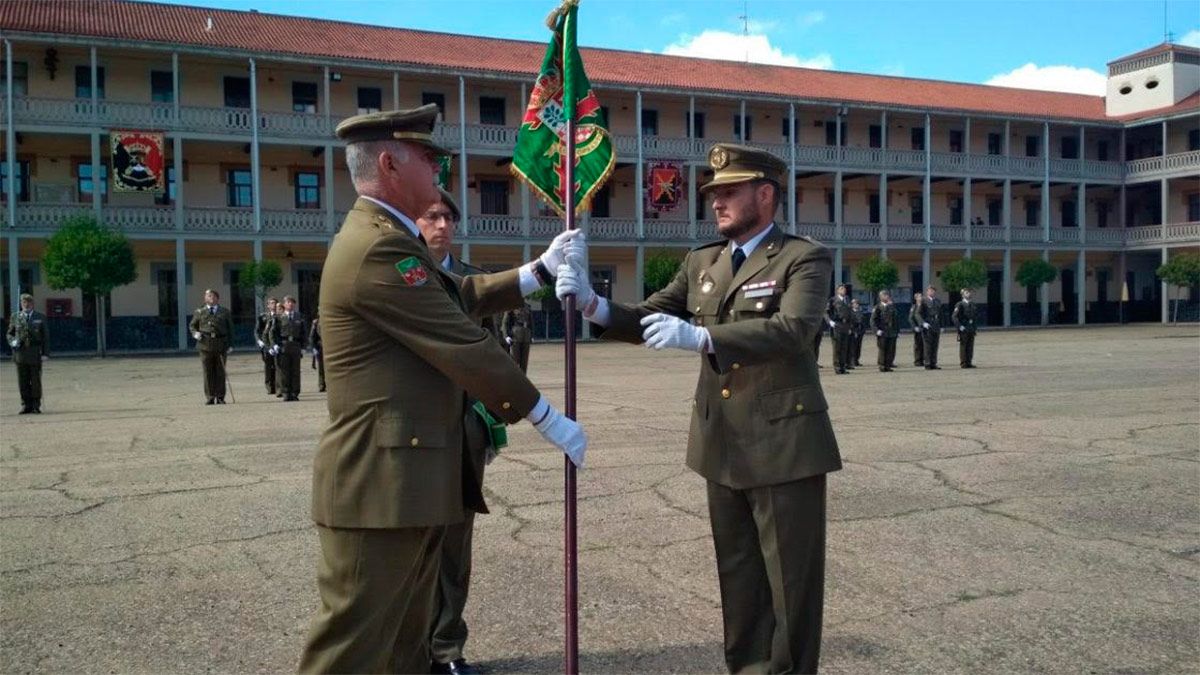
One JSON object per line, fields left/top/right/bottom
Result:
{"left": 1, "top": 325, "right": 1197, "bottom": 674}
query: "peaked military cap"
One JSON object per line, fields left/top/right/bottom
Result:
{"left": 700, "top": 142, "right": 787, "bottom": 192}
{"left": 437, "top": 187, "right": 461, "bottom": 221}
{"left": 335, "top": 103, "right": 453, "bottom": 156}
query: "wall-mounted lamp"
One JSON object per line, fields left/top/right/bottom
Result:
{"left": 329, "top": 71, "right": 342, "bottom": 82}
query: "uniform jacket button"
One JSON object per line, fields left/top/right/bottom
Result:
{"left": 731, "top": 362, "right": 741, "bottom": 370}
{"left": 795, "top": 403, "right": 804, "bottom": 412}
{"left": 410, "top": 437, "right": 420, "bottom": 447}
{"left": 721, "top": 388, "right": 731, "bottom": 399}
{"left": 501, "top": 402, "right": 511, "bottom": 410}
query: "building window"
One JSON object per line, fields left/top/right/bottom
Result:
{"left": 74, "top": 65, "right": 106, "bottom": 99}
{"left": 1025, "top": 135, "right": 1039, "bottom": 157}
{"left": 987, "top": 199, "right": 1002, "bottom": 226}
{"left": 292, "top": 81, "right": 318, "bottom": 113}
{"left": 1188, "top": 193, "right": 1200, "bottom": 222}
{"left": 1097, "top": 140, "right": 1110, "bottom": 161}
{"left": 641, "top": 109, "right": 658, "bottom": 137}
{"left": 782, "top": 117, "right": 799, "bottom": 141}
{"left": 422, "top": 92, "right": 445, "bottom": 116}
{"left": 224, "top": 76, "right": 250, "bottom": 108}
{"left": 479, "top": 96, "right": 506, "bottom": 126}
{"left": 910, "top": 127, "right": 924, "bottom": 151}
{"left": 1, "top": 160, "right": 31, "bottom": 202}
{"left": 1061, "top": 199, "right": 1077, "bottom": 227}
{"left": 868, "top": 193, "right": 880, "bottom": 224}
{"left": 987, "top": 132, "right": 1002, "bottom": 156}
{"left": 156, "top": 267, "right": 178, "bottom": 323}
{"left": 76, "top": 162, "right": 108, "bottom": 202}
{"left": 734, "top": 114, "right": 752, "bottom": 142}
{"left": 150, "top": 70, "right": 173, "bottom": 103}
{"left": 1096, "top": 200, "right": 1110, "bottom": 228}
{"left": 479, "top": 179, "right": 509, "bottom": 215}
{"left": 5, "top": 61, "right": 28, "bottom": 96}
{"left": 910, "top": 194, "right": 923, "bottom": 225}
{"left": 1189, "top": 129, "right": 1200, "bottom": 152}
{"left": 154, "top": 166, "right": 177, "bottom": 206}
{"left": 227, "top": 168, "right": 252, "bottom": 207}
{"left": 590, "top": 184, "right": 611, "bottom": 218}
{"left": 599, "top": 106, "right": 609, "bottom": 127}
{"left": 949, "top": 197, "right": 963, "bottom": 225}
{"left": 357, "top": 87, "right": 382, "bottom": 114}
{"left": 825, "top": 121, "right": 838, "bottom": 147}
{"left": 1061, "top": 137, "right": 1079, "bottom": 159}
{"left": 949, "top": 129, "right": 964, "bottom": 153}
{"left": 687, "top": 111, "right": 706, "bottom": 139}
{"left": 294, "top": 171, "right": 320, "bottom": 209}
{"left": 869, "top": 125, "right": 882, "bottom": 149}
{"left": 1025, "top": 198, "right": 1040, "bottom": 227}
{"left": 825, "top": 191, "right": 836, "bottom": 223}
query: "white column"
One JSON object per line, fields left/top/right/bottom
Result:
{"left": 788, "top": 102, "right": 796, "bottom": 233}
{"left": 1159, "top": 177, "right": 1168, "bottom": 239}
{"left": 1077, "top": 182, "right": 1086, "bottom": 244}
{"left": 1003, "top": 178, "right": 1012, "bottom": 243}
{"left": 460, "top": 242, "right": 471, "bottom": 264}
{"left": 879, "top": 173, "right": 888, "bottom": 242}
{"left": 964, "top": 116, "right": 972, "bottom": 155}
{"left": 1040, "top": 248, "right": 1050, "bottom": 325}
{"left": 1161, "top": 120, "right": 1168, "bottom": 158}
{"left": 1161, "top": 246, "right": 1170, "bottom": 324}
{"left": 834, "top": 171, "right": 843, "bottom": 240}
{"left": 5, "top": 39, "right": 16, "bottom": 238}
{"left": 881, "top": 110, "right": 888, "bottom": 149}
{"left": 172, "top": 136, "right": 184, "bottom": 231}
{"left": 249, "top": 58, "right": 262, "bottom": 233}
{"left": 324, "top": 143, "right": 334, "bottom": 232}
{"left": 635, "top": 244, "right": 645, "bottom": 300}
{"left": 1077, "top": 249, "right": 1086, "bottom": 326}
{"left": 90, "top": 132, "right": 102, "bottom": 220}
{"left": 392, "top": 72, "right": 400, "bottom": 109}
{"left": 171, "top": 52, "right": 180, "bottom": 122}
{"left": 1042, "top": 121, "right": 1050, "bottom": 243}
{"left": 252, "top": 239, "right": 263, "bottom": 315}
{"left": 964, "top": 176, "right": 973, "bottom": 243}
{"left": 1002, "top": 248, "right": 1012, "bottom": 327}
{"left": 175, "top": 238, "right": 187, "bottom": 350}
{"left": 1004, "top": 120, "right": 1011, "bottom": 173}
{"left": 457, "top": 76, "right": 469, "bottom": 237}
{"left": 520, "top": 82, "right": 530, "bottom": 238}
{"left": 322, "top": 66, "right": 331, "bottom": 130}
{"left": 6, "top": 237, "right": 18, "bottom": 314}
{"left": 922, "top": 247, "right": 931, "bottom": 295}
{"left": 688, "top": 96, "right": 695, "bottom": 139}
{"left": 687, "top": 163, "right": 697, "bottom": 239}
{"left": 1079, "top": 125, "right": 1086, "bottom": 161}
{"left": 833, "top": 246, "right": 844, "bottom": 285}
{"left": 739, "top": 99, "right": 746, "bottom": 142}
{"left": 1119, "top": 128, "right": 1127, "bottom": 233}
{"left": 635, "top": 91, "right": 644, "bottom": 239}
{"left": 923, "top": 114, "right": 932, "bottom": 243}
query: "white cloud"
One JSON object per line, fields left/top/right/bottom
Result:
{"left": 1178, "top": 29, "right": 1200, "bottom": 47}
{"left": 797, "top": 10, "right": 825, "bottom": 28}
{"left": 664, "top": 30, "right": 833, "bottom": 69}
{"left": 985, "top": 63, "right": 1107, "bottom": 96}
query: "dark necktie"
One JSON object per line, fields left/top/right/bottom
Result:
{"left": 731, "top": 248, "right": 746, "bottom": 276}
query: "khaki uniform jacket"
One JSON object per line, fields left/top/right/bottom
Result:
{"left": 312, "top": 198, "right": 538, "bottom": 529}
{"left": 919, "top": 297, "right": 944, "bottom": 331}
{"left": 271, "top": 311, "right": 308, "bottom": 355}
{"left": 6, "top": 310, "right": 48, "bottom": 364}
{"left": 502, "top": 306, "right": 534, "bottom": 344}
{"left": 826, "top": 296, "right": 854, "bottom": 335}
{"left": 255, "top": 311, "right": 274, "bottom": 347}
{"left": 952, "top": 300, "right": 978, "bottom": 333}
{"left": 909, "top": 302, "right": 923, "bottom": 332}
{"left": 189, "top": 305, "right": 235, "bottom": 353}
{"left": 870, "top": 303, "right": 900, "bottom": 338}
{"left": 596, "top": 225, "right": 841, "bottom": 490}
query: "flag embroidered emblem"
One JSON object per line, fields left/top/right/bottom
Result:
{"left": 395, "top": 257, "right": 429, "bottom": 286}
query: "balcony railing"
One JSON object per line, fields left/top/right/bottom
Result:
{"left": 1124, "top": 151, "right": 1200, "bottom": 181}
{"left": 844, "top": 224, "right": 881, "bottom": 241}
{"left": 888, "top": 224, "right": 926, "bottom": 242}
{"left": 973, "top": 226, "right": 1006, "bottom": 243}
{"left": 1010, "top": 227, "right": 1046, "bottom": 242}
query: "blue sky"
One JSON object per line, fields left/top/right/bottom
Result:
{"left": 151, "top": 0, "right": 1200, "bottom": 95}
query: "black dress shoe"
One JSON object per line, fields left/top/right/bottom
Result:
{"left": 206, "top": 399, "right": 215, "bottom": 405}
{"left": 965, "top": 364, "right": 976, "bottom": 368}
{"left": 436, "top": 659, "right": 478, "bottom": 675}
{"left": 19, "top": 407, "right": 30, "bottom": 415}
{"left": 217, "top": 398, "right": 226, "bottom": 404}
{"left": 319, "top": 385, "right": 326, "bottom": 392}
{"left": 32, "top": 408, "right": 41, "bottom": 414}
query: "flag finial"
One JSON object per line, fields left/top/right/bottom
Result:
{"left": 544, "top": 0, "right": 580, "bottom": 30}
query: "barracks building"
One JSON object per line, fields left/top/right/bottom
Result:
{"left": 1, "top": 0, "right": 1198, "bottom": 352}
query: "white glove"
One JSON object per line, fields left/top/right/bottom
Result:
{"left": 640, "top": 313, "right": 710, "bottom": 352}
{"left": 41, "top": 354, "right": 48, "bottom": 361}
{"left": 8, "top": 339, "right": 18, "bottom": 348}
{"left": 269, "top": 345, "right": 279, "bottom": 356}
{"left": 876, "top": 329, "right": 883, "bottom": 337}
{"left": 828, "top": 320, "right": 836, "bottom": 328}
{"left": 256, "top": 339, "right": 265, "bottom": 348}
{"left": 313, "top": 348, "right": 320, "bottom": 356}
{"left": 532, "top": 401, "right": 587, "bottom": 468}
{"left": 192, "top": 331, "right": 202, "bottom": 341}
{"left": 922, "top": 322, "right": 931, "bottom": 329}
{"left": 539, "top": 229, "right": 585, "bottom": 273}
{"left": 226, "top": 348, "right": 233, "bottom": 355}
{"left": 959, "top": 326, "right": 965, "bottom": 332}
{"left": 555, "top": 252, "right": 596, "bottom": 308}
{"left": 505, "top": 336, "right": 513, "bottom": 345}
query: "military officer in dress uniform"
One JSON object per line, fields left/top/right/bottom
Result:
{"left": 918, "top": 285, "right": 943, "bottom": 370}
{"left": 870, "top": 290, "right": 899, "bottom": 372}
{"left": 308, "top": 314, "right": 325, "bottom": 393}
{"left": 826, "top": 284, "right": 854, "bottom": 374}
{"left": 952, "top": 287, "right": 979, "bottom": 368}
{"left": 255, "top": 297, "right": 279, "bottom": 395}
{"left": 501, "top": 304, "right": 534, "bottom": 373}
{"left": 909, "top": 292, "right": 925, "bottom": 367}
{"left": 850, "top": 298, "right": 867, "bottom": 367}
{"left": 558, "top": 142, "right": 841, "bottom": 674}
{"left": 189, "top": 289, "right": 234, "bottom": 405}
{"left": 269, "top": 295, "right": 306, "bottom": 401}
{"left": 297, "top": 105, "right": 588, "bottom": 675}
{"left": 7, "top": 293, "right": 49, "bottom": 414}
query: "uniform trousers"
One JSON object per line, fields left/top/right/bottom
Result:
{"left": 262, "top": 348, "right": 277, "bottom": 393}
{"left": 708, "top": 474, "right": 827, "bottom": 674}
{"left": 912, "top": 330, "right": 924, "bottom": 366}
{"left": 831, "top": 333, "right": 852, "bottom": 371}
{"left": 959, "top": 331, "right": 976, "bottom": 366}
{"left": 430, "top": 511, "right": 476, "bottom": 664}
{"left": 876, "top": 336, "right": 897, "bottom": 369}
{"left": 922, "top": 330, "right": 941, "bottom": 368}
{"left": 298, "top": 524, "right": 445, "bottom": 674}
{"left": 16, "top": 362, "right": 43, "bottom": 404}
{"left": 279, "top": 344, "right": 302, "bottom": 396}
{"left": 200, "top": 350, "right": 226, "bottom": 400}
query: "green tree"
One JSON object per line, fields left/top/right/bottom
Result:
{"left": 855, "top": 255, "right": 899, "bottom": 306}
{"left": 43, "top": 215, "right": 137, "bottom": 356}
{"left": 940, "top": 258, "right": 989, "bottom": 294}
{"left": 240, "top": 259, "right": 284, "bottom": 309}
{"left": 644, "top": 251, "right": 683, "bottom": 298}
{"left": 1156, "top": 252, "right": 1200, "bottom": 323}
{"left": 1016, "top": 258, "right": 1057, "bottom": 322}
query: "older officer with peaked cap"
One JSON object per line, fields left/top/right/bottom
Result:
{"left": 557, "top": 142, "right": 841, "bottom": 673}
{"left": 298, "top": 105, "right": 587, "bottom": 674}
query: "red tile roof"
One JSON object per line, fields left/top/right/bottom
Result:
{"left": 1107, "top": 42, "right": 1200, "bottom": 67}
{"left": 1113, "top": 90, "right": 1200, "bottom": 122}
{"left": 0, "top": 0, "right": 1188, "bottom": 123}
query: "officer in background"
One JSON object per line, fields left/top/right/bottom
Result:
{"left": 7, "top": 293, "right": 49, "bottom": 414}
{"left": 256, "top": 297, "right": 279, "bottom": 395}
{"left": 952, "top": 287, "right": 978, "bottom": 368}
{"left": 826, "top": 284, "right": 854, "bottom": 374}
{"left": 269, "top": 295, "right": 306, "bottom": 401}
{"left": 870, "top": 290, "right": 899, "bottom": 372}
{"left": 558, "top": 142, "right": 841, "bottom": 674}
{"left": 850, "top": 298, "right": 866, "bottom": 368}
{"left": 189, "top": 289, "right": 234, "bottom": 405}
{"left": 501, "top": 304, "right": 534, "bottom": 373}
{"left": 309, "top": 314, "right": 325, "bottom": 393}
{"left": 918, "top": 285, "right": 943, "bottom": 370}
{"left": 909, "top": 293, "right": 924, "bottom": 367}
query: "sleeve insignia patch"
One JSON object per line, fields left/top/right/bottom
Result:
{"left": 395, "top": 257, "right": 430, "bottom": 286}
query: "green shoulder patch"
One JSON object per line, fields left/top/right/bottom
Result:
{"left": 395, "top": 256, "right": 430, "bottom": 286}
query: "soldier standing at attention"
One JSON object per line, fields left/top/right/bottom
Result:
{"left": 7, "top": 293, "right": 49, "bottom": 414}
{"left": 850, "top": 298, "right": 866, "bottom": 368}
{"left": 558, "top": 142, "right": 841, "bottom": 674}
{"left": 189, "top": 289, "right": 234, "bottom": 405}
{"left": 297, "top": 105, "right": 587, "bottom": 675}
{"left": 269, "top": 295, "right": 306, "bottom": 401}
{"left": 308, "top": 314, "right": 325, "bottom": 393}
{"left": 870, "top": 290, "right": 899, "bottom": 372}
{"left": 918, "top": 285, "right": 943, "bottom": 370}
{"left": 256, "top": 297, "right": 278, "bottom": 395}
{"left": 952, "top": 287, "right": 979, "bottom": 368}
{"left": 909, "top": 292, "right": 925, "bottom": 367}
{"left": 501, "top": 304, "right": 534, "bottom": 373}
{"left": 826, "top": 284, "right": 853, "bottom": 374}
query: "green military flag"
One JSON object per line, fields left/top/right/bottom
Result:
{"left": 436, "top": 154, "right": 453, "bottom": 189}
{"left": 511, "top": 0, "right": 615, "bottom": 216}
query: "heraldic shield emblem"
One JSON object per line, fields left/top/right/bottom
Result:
{"left": 110, "top": 131, "right": 166, "bottom": 193}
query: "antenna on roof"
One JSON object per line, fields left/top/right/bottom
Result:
{"left": 1162, "top": 0, "right": 1174, "bottom": 43}
{"left": 738, "top": 0, "right": 749, "bottom": 62}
